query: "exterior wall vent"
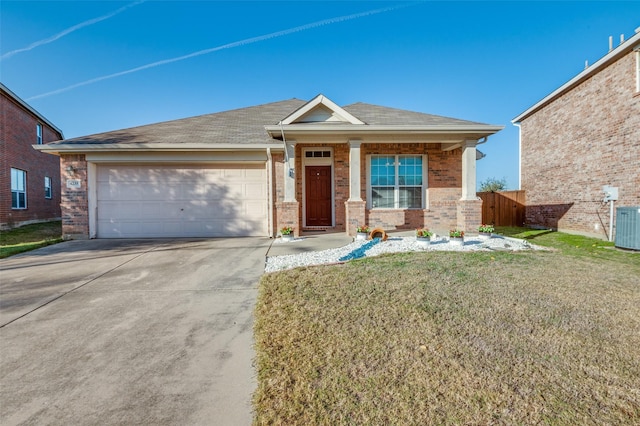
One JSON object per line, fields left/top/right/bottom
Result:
{"left": 615, "top": 207, "right": 640, "bottom": 250}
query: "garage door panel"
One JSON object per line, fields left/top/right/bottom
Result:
{"left": 97, "top": 165, "right": 267, "bottom": 238}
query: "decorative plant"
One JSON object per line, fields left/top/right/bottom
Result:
{"left": 416, "top": 228, "right": 433, "bottom": 238}
{"left": 449, "top": 229, "right": 465, "bottom": 238}
{"left": 280, "top": 226, "right": 293, "bottom": 235}
{"left": 356, "top": 225, "right": 371, "bottom": 233}
{"left": 478, "top": 224, "right": 495, "bottom": 233}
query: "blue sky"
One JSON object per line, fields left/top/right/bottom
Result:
{"left": 2, "top": 1, "right": 639, "bottom": 190}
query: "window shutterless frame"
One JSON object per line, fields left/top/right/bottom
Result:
{"left": 36, "top": 123, "right": 43, "bottom": 145}
{"left": 45, "top": 176, "right": 52, "bottom": 199}
{"left": 11, "top": 168, "right": 27, "bottom": 209}
{"left": 367, "top": 154, "right": 427, "bottom": 209}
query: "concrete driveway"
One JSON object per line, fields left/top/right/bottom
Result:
{"left": 0, "top": 238, "right": 270, "bottom": 425}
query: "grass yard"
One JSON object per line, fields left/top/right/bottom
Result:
{"left": 0, "top": 221, "right": 63, "bottom": 258}
{"left": 254, "top": 229, "right": 640, "bottom": 425}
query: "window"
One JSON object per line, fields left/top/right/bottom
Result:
{"left": 369, "top": 155, "right": 425, "bottom": 209}
{"left": 45, "top": 176, "right": 52, "bottom": 199}
{"left": 36, "top": 123, "right": 43, "bottom": 145}
{"left": 11, "top": 168, "right": 27, "bottom": 209}
{"left": 305, "top": 150, "right": 331, "bottom": 158}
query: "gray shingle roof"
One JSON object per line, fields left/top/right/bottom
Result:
{"left": 48, "top": 98, "right": 492, "bottom": 147}
{"left": 344, "top": 102, "right": 485, "bottom": 126}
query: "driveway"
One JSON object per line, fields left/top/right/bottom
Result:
{"left": 0, "top": 238, "right": 270, "bottom": 425}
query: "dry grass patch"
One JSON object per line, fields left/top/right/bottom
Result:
{"left": 254, "top": 251, "right": 640, "bottom": 425}
{"left": 0, "top": 221, "right": 62, "bottom": 258}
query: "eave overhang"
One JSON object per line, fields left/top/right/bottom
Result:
{"left": 33, "top": 143, "right": 285, "bottom": 155}
{"left": 265, "top": 124, "right": 504, "bottom": 140}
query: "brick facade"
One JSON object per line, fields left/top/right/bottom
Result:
{"left": 519, "top": 47, "right": 640, "bottom": 239}
{"left": 274, "top": 142, "right": 467, "bottom": 236}
{"left": 59, "top": 155, "right": 89, "bottom": 239}
{"left": 1, "top": 88, "right": 62, "bottom": 229}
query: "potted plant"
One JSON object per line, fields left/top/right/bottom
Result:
{"left": 478, "top": 224, "right": 494, "bottom": 239}
{"left": 356, "top": 225, "right": 370, "bottom": 241}
{"left": 415, "top": 228, "right": 433, "bottom": 247}
{"left": 280, "top": 226, "right": 294, "bottom": 242}
{"left": 449, "top": 229, "right": 465, "bottom": 246}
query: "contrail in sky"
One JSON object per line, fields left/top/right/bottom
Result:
{"left": 27, "top": 3, "right": 418, "bottom": 101}
{"left": 1, "top": 0, "right": 145, "bottom": 61}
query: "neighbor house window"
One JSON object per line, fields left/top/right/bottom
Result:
{"left": 45, "top": 176, "right": 52, "bottom": 199}
{"left": 36, "top": 123, "right": 43, "bottom": 145}
{"left": 11, "top": 168, "right": 27, "bottom": 209}
{"left": 369, "top": 155, "right": 425, "bottom": 209}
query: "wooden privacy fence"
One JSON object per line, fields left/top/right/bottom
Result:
{"left": 477, "top": 190, "right": 526, "bottom": 227}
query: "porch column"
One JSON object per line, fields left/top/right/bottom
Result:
{"left": 461, "top": 140, "right": 478, "bottom": 200}
{"left": 277, "top": 141, "right": 300, "bottom": 236}
{"left": 345, "top": 139, "right": 366, "bottom": 236}
{"left": 348, "top": 139, "right": 363, "bottom": 201}
{"left": 284, "top": 141, "right": 297, "bottom": 202}
{"left": 457, "top": 139, "right": 482, "bottom": 233}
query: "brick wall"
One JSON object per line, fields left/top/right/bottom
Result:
{"left": 1, "top": 92, "right": 62, "bottom": 229}
{"left": 59, "top": 155, "right": 89, "bottom": 239}
{"left": 520, "top": 49, "right": 640, "bottom": 239}
{"left": 364, "top": 143, "right": 462, "bottom": 234}
{"left": 273, "top": 142, "right": 465, "bottom": 235}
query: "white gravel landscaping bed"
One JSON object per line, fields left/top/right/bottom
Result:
{"left": 265, "top": 235, "right": 545, "bottom": 272}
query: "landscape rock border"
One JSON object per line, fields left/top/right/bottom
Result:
{"left": 265, "top": 235, "right": 546, "bottom": 272}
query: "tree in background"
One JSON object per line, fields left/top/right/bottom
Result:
{"left": 479, "top": 177, "right": 507, "bottom": 192}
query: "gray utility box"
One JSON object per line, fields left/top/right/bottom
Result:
{"left": 615, "top": 207, "right": 640, "bottom": 250}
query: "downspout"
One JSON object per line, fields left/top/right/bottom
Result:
{"left": 266, "top": 148, "right": 274, "bottom": 238}
{"left": 513, "top": 121, "right": 522, "bottom": 190}
{"left": 279, "top": 121, "right": 288, "bottom": 164}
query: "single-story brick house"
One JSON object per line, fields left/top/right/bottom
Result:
{"left": 512, "top": 29, "right": 640, "bottom": 240}
{"left": 1, "top": 83, "right": 64, "bottom": 229}
{"left": 36, "top": 94, "right": 503, "bottom": 239}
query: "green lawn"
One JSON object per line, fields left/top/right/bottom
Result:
{"left": 254, "top": 228, "right": 640, "bottom": 425}
{"left": 0, "top": 221, "right": 63, "bottom": 259}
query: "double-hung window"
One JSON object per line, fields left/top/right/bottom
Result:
{"left": 369, "top": 155, "right": 425, "bottom": 209}
{"left": 45, "top": 176, "right": 52, "bottom": 199}
{"left": 11, "top": 168, "right": 27, "bottom": 209}
{"left": 36, "top": 123, "right": 43, "bottom": 145}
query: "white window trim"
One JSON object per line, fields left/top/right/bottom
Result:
{"left": 301, "top": 147, "right": 334, "bottom": 228}
{"left": 36, "top": 123, "right": 43, "bottom": 145}
{"left": 366, "top": 154, "right": 428, "bottom": 210}
{"left": 11, "top": 168, "right": 27, "bottom": 209}
{"left": 45, "top": 176, "right": 52, "bottom": 199}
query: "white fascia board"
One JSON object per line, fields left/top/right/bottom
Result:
{"left": 266, "top": 124, "right": 504, "bottom": 136}
{"left": 33, "top": 143, "right": 284, "bottom": 154}
{"left": 280, "top": 94, "right": 364, "bottom": 125}
{"left": 513, "top": 31, "right": 640, "bottom": 123}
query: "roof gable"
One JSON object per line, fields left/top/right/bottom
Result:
{"left": 280, "top": 94, "right": 364, "bottom": 125}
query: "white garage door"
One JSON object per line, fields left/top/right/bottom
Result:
{"left": 96, "top": 164, "right": 267, "bottom": 238}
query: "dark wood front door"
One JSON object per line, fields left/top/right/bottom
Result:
{"left": 305, "top": 166, "right": 332, "bottom": 226}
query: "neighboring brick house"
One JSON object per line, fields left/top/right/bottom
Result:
{"left": 513, "top": 29, "right": 640, "bottom": 240}
{"left": 1, "top": 83, "right": 64, "bottom": 229}
{"left": 35, "top": 94, "right": 502, "bottom": 240}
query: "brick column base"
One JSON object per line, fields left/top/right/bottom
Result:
{"left": 275, "top": 201, "right": 300, "bottom": 237}
{"left": 345, "top": 200, "right": 366, "bottom": 236}
{"left": 456, "top": 199, "right": 482, "bottom": 234}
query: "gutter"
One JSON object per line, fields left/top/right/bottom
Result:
{"left": 33, "top": 143, "right": 286, "bottom": 155}
{"left": 265, "top": 124, "right": 504, "bottom": 137}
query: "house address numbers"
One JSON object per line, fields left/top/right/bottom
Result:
{"left": 66, "top": 179, "right": 82, "bottom": 189}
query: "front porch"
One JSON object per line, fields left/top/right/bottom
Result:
{"left": 274, "top": 140, "right": 483, "bottom": 237}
